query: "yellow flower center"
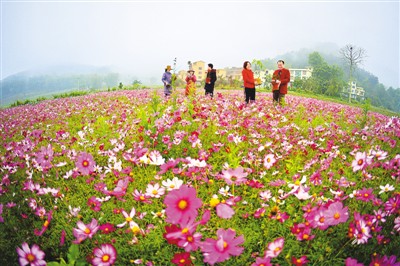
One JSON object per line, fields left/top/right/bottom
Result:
{"left": 139, "top": 196, "right": 145, "bottom": 200}
{"left": 303, "top": 234, "right": 309, "bottom": 240}
{"left": 152, "top": 190, "right": 158, "bottom": 195}
{"left": 82, "top": 160, "right": 89, "bottom": 167}
{"left": 27, "top": 254, "right": 35, "bottom": 262}
{"left": 187, "top": 236, "right": 194, "bottom": 242}
{"left": 181, "top": 228, "right": 189, "bottom": 234}
{"left": 102, "top": 255, "right": 110, "bottom": 262}
{"left": 210, "top": 198, "right": 220, "bottom": 208}
{"left": 357, "top": 159, "right": 364, "bottom": 166}
{"left": 178, "top": 199, "right": 188, "bottom": 210}
{"left": 334, "top": 213, "right": 340, "bottom": 219}
{"left": 274, "top": 247, "right": 281, "bottom": 252}
{"left": 126, "top": 217, "right": 133, "bottom": 222}
{"left": 223, "top": 241, "right": 228, "bottom": 248}
{"left": 84, "top": 228, "right": 91, "bottom": 234}
{"left": 132, "top": 226, "right": 140, "bottom": 234}
{"left": 180, "top": 259, "right": 186, "bottom": 263}
{"left": 44, "top": 220, "right": 49, "bottom": 227}
{"left": 169, "top": 184, "right": 175, "bottom": 188}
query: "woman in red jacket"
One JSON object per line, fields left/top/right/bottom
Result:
{"left": 241, "top": 61, "right": 256, "bottom": 103}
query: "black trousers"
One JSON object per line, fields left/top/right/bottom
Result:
{"left": 205, "top": 88, "right": 214, "bottom": 97}
{"left": 244, "top": 87, "right": 255, "bottom": 103}
{"left": 273, "top": 90, "right": 285, "bottom": 105}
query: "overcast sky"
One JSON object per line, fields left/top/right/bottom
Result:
{"left": 1, "top": 0, "right": 399, "bottom": 88}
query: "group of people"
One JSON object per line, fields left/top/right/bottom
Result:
{"left": 161, "top": 60, "right": 290, "bottom": 105}
{"left": 162, "top": 63, "right": 217, "bottom": 98}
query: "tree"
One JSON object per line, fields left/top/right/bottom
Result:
{"left": 339, "top": 44, "right": 367, "bottom": 102}
{"left": 308, "top": 52, "right": 326, "bottom": 68}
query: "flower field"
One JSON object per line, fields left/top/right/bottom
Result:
{"left": 0, "top": 89, "right": 399, "bottom": 266}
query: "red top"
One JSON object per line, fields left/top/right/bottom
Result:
{"left": 271, "top": 68, "right": 290, "bottom": 94}
{"left": 242, "top": 68, "right": 255, "bottom": 88}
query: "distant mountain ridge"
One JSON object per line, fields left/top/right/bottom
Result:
{"left": 0, "top": 64, "right": 121, "bottom": 106}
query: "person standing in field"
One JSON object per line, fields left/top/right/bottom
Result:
{"left": 241, "top": 61, "right": 256, "bottom": 103}
{"left": 185, "top": 70, "right": 197, "bottom": 96}
{"left": 162, "top": 65, "right": 173, "bottom": 97}
{"left": 204, "top": 63, "right": 217, "bottom": 97}
{"left": 271, "top": 60, "right": 290, "bottom": 105}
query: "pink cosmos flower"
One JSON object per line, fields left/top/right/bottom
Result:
{"left": 72, "top": 218, "right": 99, "bottom": 244}
{"left": 0, "top": 204, "right": 3, "bottom": 223}
{"left": 164, "top": 185, "right": 202, "bottom": 224}
{"left": 221, "top": 167, "right": 248, "bottom": 185}
{"left": 35, "top": 144, "right": 54, "bottom": 170}
{"left": 165, "top": 217, "right": 203, "bottom": 252}
{"left": 351, "top": 152, "right": 371, "bottom": 172}
{"left": 384, "top": 195, "right": 400, "bottom": 214}
{"left": 34, "top": 210, "right": 53, "bottom": 236}
{"left": 117, "top": 207, "right": 137, "bottom": 228}
{"left": 75, "top": 152, "right": 96, "bottom": 176}
{"left": 251, "top": 257, "right": 272, "bottom": 266}
{"left": 132, "top": 189, "right": 152, "bottom": 204}
{"left": 263, "top": 154, "right": 276, "bottom": 169}
{"left": 60, "top": 230, "right": 66, "bottom": 246}
{"left": 344, "top": 257, "right": 363, "bottom": 266}
{"left": 264, "top": 237, "right": 284, "bottom": 258}
{"left": 200, "top": 228, "right": 244, "bottom": 265}
{"left": 323, "top": 201, "right": 349, "bottom": 226}
{"left": 394, "top": 217, "right": 400, "bottom": 232}
{"left": 16, "top": 242, "right": 46, "bottom": 266}
{"left": 91, "top": 243, "right": 117, "bottom": 266}
{"left": 87, "top": 196, "right": 102, "bottom": 212}
{"left": 356, "top": 188, "right": 375, "bottom": 202}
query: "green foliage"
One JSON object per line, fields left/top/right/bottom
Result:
{"left": 47, "top": 245, "right": 86, "bottom": 266}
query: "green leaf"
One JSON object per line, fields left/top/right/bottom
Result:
{"left": 47, "top": 262, "right": 61, "bottom": 266}
{"left": 67, "top": 244, "right": 80, "bottom": 262}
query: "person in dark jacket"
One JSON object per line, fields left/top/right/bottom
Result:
{"left": 204, "top": 63, "right": 217, "bottom": 97}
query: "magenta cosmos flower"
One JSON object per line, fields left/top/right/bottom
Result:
{"left": 16, "top": 242, "right": 46, "bottom": 266}
{"left": 164, "top": 185, "right": 202, "bottom": 224}
{"left": 75, "top": 152, "right": 96, "bottom": 176}
{"left": 91, "top": 243, "right": 117, "bottom": 266}
{"left": 200, "top": 228, "right": 244, "bottom": 265}
{"left": 73, "top": 218, "right": 99, "bottom": 244}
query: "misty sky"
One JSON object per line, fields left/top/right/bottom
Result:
{"left": 1, "top": 0, "right": 399, "bottom": 88}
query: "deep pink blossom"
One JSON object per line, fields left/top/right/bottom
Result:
{"left": 171, "top": 252, "right": 192, "bottom": 266}
{"left": 200, "top": 228, "right": 244, "bottom": 265}
{"left": 164, "top": 185, "right": 202, "bottom": 224}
